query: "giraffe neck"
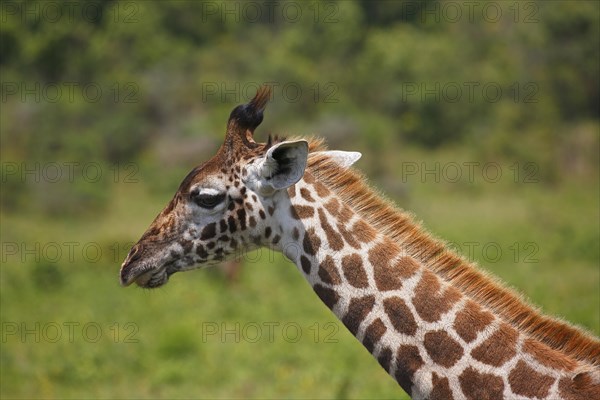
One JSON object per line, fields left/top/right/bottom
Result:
{"left": 269, "top": 172, "right": 599, "bottom": 400}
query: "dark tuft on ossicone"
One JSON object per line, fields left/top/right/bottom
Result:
{"left": 228, "top": 85, "right": 271, "bottom": 132}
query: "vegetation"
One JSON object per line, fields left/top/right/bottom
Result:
{"left": 1, "top": 1, "right": 598, "bottom": 398}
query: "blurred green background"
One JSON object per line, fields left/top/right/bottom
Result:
{"left": 1, "top": 1, "right": 598, "bottom": 399}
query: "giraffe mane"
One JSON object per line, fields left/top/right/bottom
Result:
{"left": 304, "top": 137, "right": 600, "bottom": 368}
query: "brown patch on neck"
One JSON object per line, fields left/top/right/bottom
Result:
{"left": 313, "top": 181, "right": 331, "bottom": 197}
{"left": 299, "top": 188, "right": 315, "bottom": 202}
{"left": 453, "top": 300, "right": 495, "bottom": 343}
{"left": 430, "top": 373, "right": 454, "bottom": 400}
{"left": 352, "top": 219, "right": 377, "bottom": 242}
{"left": 508, "top": 360, "right": 555, "bottom": 398}
{"left": 324, "top": 198, "right": 340, "bottom": 216}
{"left": 290, "top": 205, "right": 314, "bottom": 219}
{"left": 395, "top": 345, "right": 424, "bottom": 396}
{"left": 313, "top": 284, "right": 339, "bottom": 309}
{"left": 287, "top": 185, "right": 296, "bottom": 198}
{"left": 336, "top": 222, "right": 361, "bottom": 249}
{"left": 377, "top": 347, "right": 393, "bottom": 372}
{"left": 302, "top": 228, "right": 321, "bottom": 256}
{"left": 412, "top": 269, "right": 462, "bottom": 323}
{"left": 317, "top": 208, "right": 344, "bottom": 251}
{"left": 559, "top": 373, "right": 600, "bottom": 400}
{"left": 383, "top": 297, "right": 417, "bottom": 336}
{"left": 307, "top": 146, "right": 600, "bottom": 368}
{"left": 424, "top": 330, "right": 464, "bottom": 368}
{"left": 363, "top": 318, "right": 387, "bottom": 353}
{"left": 369, "top": 245, "right": 419, "bottom": 291}
{"left": 342, "top": 295, "right": 375, "bottom": 335}
{"left": 459, "top": 367, "right": 504, "bottom": 400}
{"left": 341, "top": 254, "right": 368, "bottom": 288}
{"left": 318, "top": 256, "right": 341, "bottom": 285}
{"left": 471, "top": 322, "right": 518, "bottom": 367}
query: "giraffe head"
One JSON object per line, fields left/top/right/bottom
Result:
{"left": 120, "top": 86, "right": 359, "bottom": 288}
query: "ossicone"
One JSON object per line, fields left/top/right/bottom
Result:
{"left": 227, "top": 85, "right": 272, "bottom": 137}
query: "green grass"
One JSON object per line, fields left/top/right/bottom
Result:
{"left": 1, "top": 149, "right": 598, "bottom": 399}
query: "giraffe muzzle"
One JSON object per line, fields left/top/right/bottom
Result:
{"left": 120, "top": 259, "right": 169, "bottom": 288}
{"left": 119, "top": 244, "right": 169, "bottom": 288}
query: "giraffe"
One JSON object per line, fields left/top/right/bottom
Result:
{"left": 120, "top": 86, "right": 600, "bottom": 399}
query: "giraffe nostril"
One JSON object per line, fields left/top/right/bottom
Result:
{"left": 120, "top": 245, "right": 144, "bottom": 286}
{"left": 126, "top": 244, "right": 143, "bottom": 265}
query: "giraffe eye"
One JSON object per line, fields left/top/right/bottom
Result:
{"left": 190, "top": 189, "right": 226, "bottom": 209}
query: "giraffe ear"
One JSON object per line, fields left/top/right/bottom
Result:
{"left": 260, "top": 140, "right": 309, "bottom": 191}
{"left": 316, "top": 150, "right": 362, "bottom": 168}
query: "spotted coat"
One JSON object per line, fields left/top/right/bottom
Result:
{"left": 120, "top": 87, "right": 600, "bottom": 400}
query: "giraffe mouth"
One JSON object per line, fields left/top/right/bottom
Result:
{"left": 120, "top": 262, "right": 176, "bottom": 288}
{"left": 136, "top": 268, "right": 168, "bottom": 288}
